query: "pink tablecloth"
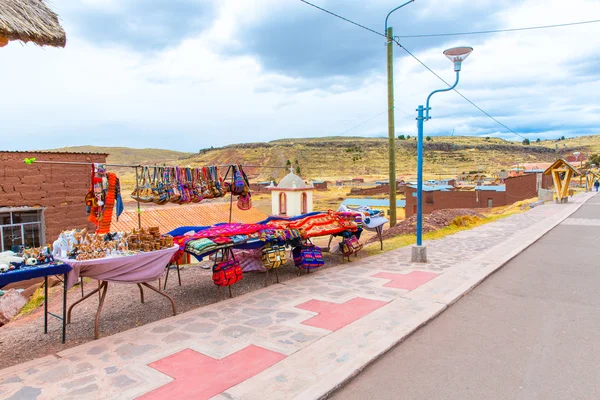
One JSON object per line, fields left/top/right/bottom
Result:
{"left": 60, "top": 246, "right": 179, "bottom": 289}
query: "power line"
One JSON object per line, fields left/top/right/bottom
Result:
{"left": 338, "top": 109, "right": 389, "bottom": 136}
{"left": 295, "top": 0, "right": 529, "bottom": 139}
{"left": 398, "top": 44, "right": 527, "bottom": 140}
{"left": 298, "top": 0, "right": 386, "bottom": 38}
{"left": 395, "top": 19, "right": 600, "bottom": 38}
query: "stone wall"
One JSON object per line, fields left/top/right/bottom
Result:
{"left": 0, "top": 151, "right": 108, "bottom": 243}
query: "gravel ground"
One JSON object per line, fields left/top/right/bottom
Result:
{"left": 0, "top": 234, "right": 373, "bottom": 370}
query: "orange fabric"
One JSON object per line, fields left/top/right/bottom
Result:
{"left": 97, "top": 173, "right": 117, "bottom": 234}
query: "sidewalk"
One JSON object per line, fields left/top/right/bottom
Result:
{"left": 1, "top": 193, "right": 593, "bottom": 400}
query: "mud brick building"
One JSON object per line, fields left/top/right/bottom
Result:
{"left": 405, "top": 173, "right": 553, "bottom": 217}
{"left": 0, "top": 151, "right": 108, "bottom": 251}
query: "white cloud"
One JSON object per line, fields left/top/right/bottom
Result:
{"left": 0, "top": 0, "right": 598, "bottom": 152}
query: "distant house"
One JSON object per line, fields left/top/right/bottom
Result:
{"left": 405, "top": 173, "right": 552, "bottom": 217}
{"left": 310, "top": 180, "right": 328, "bottom": 190}
{"left": 352, "top": 177, "right": 365, "bottom": 183}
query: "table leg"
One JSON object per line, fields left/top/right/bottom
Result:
{"left": 265, "top": 269, "right": 269, "bottom": 287}
{"left": 274, "top": 268, "right": 280, "bottom": 283}
{"left": 94, "top": 282, "right": 109, "bottom": 340}
{"left": 137, "top": 283, "right": 145, "bottom": 304}
{"left": 176, "top": 261, "right": 182, "bottom": 286}
{"left": 228, "top": 285, "right": 233, "bottom": 298}
{"left": 44, "top": 275, "right": 48, "bottom": 334}
{"left": 163, "top": 264, "right": 170, "bottom": 290}
{"left": 80, "top": 277, "right": 84, "bottom": 297}
{"left": 141, "top": 282, "right": 177, "bottom": 316}
{"left": 377, "top": 226, "right": 383, "bottom": 250}
{"left": 67, "top": 282, "right": 102, "bottom": 324}
{"left": 62, "top": 273, "right": 67, "bottom": 344}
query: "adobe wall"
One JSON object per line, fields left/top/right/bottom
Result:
{"left": 0, "top": 151, "right": 108, "bottom": 243}
{"left": 505, "top": 173, "right": 538, "bottom": 202}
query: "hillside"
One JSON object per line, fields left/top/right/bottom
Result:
{"left": 49, "top": 146, "right": 193, "bottom": 165}
{"left": 46, "top": 136, "right": 599, "bottom": 185}
{"left": 189, "top": 136, "right": 594, "bottom": 181}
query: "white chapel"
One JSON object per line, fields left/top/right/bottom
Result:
{"left": 269, "top": 169, "right": 315, "bottom": 217}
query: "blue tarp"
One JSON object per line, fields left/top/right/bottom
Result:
{"left": 341, "top": 198, "right": 406, "bottom": 208}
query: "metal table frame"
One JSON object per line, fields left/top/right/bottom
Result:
{"left": 44, "top": 273, "right": 68, "bottom": 343}
{"left": 66, "top": 279, "right": 176, "bottom": 340}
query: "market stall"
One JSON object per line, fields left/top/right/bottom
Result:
{"left": 337, "top": 204, "right": 389, "bottom": 250}
{"left": 52, "top": 227, "right": 179, "bottom": 339}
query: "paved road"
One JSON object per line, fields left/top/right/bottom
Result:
{"left": 332, "top": 195, "right": 600, "bottom": 400}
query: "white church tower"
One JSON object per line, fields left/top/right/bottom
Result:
{"left": 269, "top": 168, "right": 315, "bottom": 217}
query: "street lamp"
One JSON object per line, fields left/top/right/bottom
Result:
{"left": 411, "top": 46, "right": 473, "bottom": 263}
{"left": 385, "top": 0, "right": 414, "bottom": 227}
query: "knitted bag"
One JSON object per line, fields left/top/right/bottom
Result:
{"left": 131, "top": 167, "right": 154, "bottom": 203}
{"left": 293, "top": 242, "right": 324, "bottom": 270}
{"left": 262, "top": 244, "right": 287, "bottom": 269}
{"left": 212, "top": 248, "right": 243, "bottom": 287}
{"left": 340, "top": 236, "right": 363, "bottom": 256}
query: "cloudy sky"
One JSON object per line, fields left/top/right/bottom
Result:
{"left": 1, "top": 0, "right": 599, "bottom": 152}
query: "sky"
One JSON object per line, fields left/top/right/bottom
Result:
{"left": 1, "top": 0, "right": 599, "bottom": 152}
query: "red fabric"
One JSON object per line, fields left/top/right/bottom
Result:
{"left": 266, "top": 211, "right": 358, "bottom": 237}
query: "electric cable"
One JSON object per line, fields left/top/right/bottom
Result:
{"left": 395, "top": 19, "right": 600, "bottom": 38}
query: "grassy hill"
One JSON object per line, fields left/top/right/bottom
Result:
{"left": 47, "top": 136, "right": 599, "bottom": 186}
{"left": 49, "top": 146, "right": 193, "bottom": 166}
{"left": 188, "top": 136, "right": 596, "bottom": 182}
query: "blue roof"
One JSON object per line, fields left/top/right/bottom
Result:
{"left": 342, "top": 198, "right": 406, "bottom": 208}
{"left": 407, "top": 184, "right": 454, "bottom": 192}
{"left": 475, "top": 185, "right": 506, "bottom": 192}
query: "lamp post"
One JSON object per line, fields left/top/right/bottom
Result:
{"left": 411, "top": 46, "right": 473, "bottom": 263}
{"left": 385, "top": 0, "right": 414, "bottom": 227}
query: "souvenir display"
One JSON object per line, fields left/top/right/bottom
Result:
{"left": 53, "top": 227, "right": 174, "bottom": 261}
{"left": 130, "top": 165, "right": 237, "bottom": 207}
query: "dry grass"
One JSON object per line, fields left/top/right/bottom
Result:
{"left": 0, "top": 0, "right": 66, "bottom": 47}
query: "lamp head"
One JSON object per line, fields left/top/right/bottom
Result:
{"left": 443, "top": 46, "right": 473, "bottom": 71}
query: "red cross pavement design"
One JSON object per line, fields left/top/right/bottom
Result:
{"left": 295, "top": 297, "right": 389, "bottom": 331}
{"left": 138, "top": 345, "right": 286, "bottom": 400}
{"left": 372, "top": 271, "right": 440, "bottom": 290}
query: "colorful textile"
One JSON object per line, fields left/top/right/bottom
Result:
{"left": 265, "top": 211, "right": 358, "bottom": 238}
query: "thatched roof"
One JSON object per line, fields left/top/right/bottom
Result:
{"left": 0, "top": 0, "right": 66, "bottom": 47}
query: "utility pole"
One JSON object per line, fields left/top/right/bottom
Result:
{"left": 384, "top": 0, "right": 412, "bottom": 227}
{"left": 386, "top": 26, "right": 397, "bottom": 227}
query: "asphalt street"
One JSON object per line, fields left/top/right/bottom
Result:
{"left": 332, "top": 195, "right": 600, "bottom": 400}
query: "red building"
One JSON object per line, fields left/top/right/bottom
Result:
{"left": 405, "top": 173, "right": 553, "bottom": 217}
{"left": 0, "top": 151, "right": 107, "bottom": 251}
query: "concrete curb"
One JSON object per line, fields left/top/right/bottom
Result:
{"left": 319, "top": 193, "right": 593, "bottom": 400}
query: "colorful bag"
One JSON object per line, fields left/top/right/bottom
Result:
{"left": 201, "top": 166, "right": 215, "bottom": 199}
{"left": 190, "top": 168, "right": 203, "bottom": 203}
{"left": 340, "top": 236, "right": 363, "bottom": 257}
{"left": 168, "top": 167, "right": 182, "bottom": 203}
{"left": 151, "top": 167, "right": 169, "bottom": 205}
{"left": 212, "top": 248, "right": 243, "bottom": 287}
{"left": 293, "top": 242, "right": 324, "bottom": 270}
{"left": 212, "top": 166, "right": 225, "bottom": 198}
{"left": 177, "top": 167, "right": 192, "bottom": 204}
{"left": 262, "top": 244, "right": 287, "bottom": 269}
{"left": 237, "top": 192, "right": 252, "bottom": 211}
{"left": 131, "top": 167, "right": 153, "bottom": 203}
